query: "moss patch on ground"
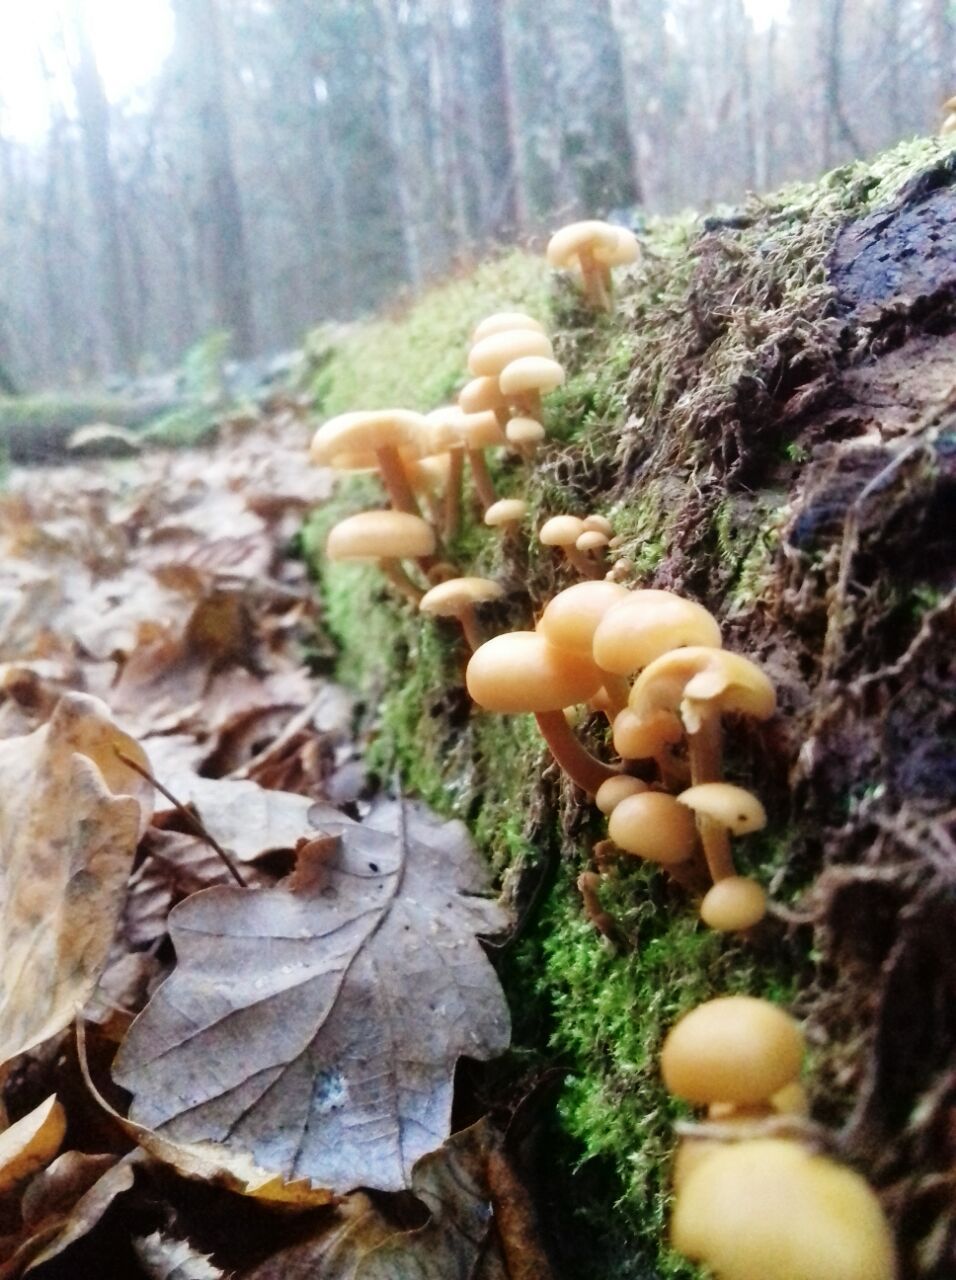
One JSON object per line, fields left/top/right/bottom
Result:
{"left": 302, "top": 135, "right": 956, "bottom": 1278}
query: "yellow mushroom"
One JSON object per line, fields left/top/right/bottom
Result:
{"left": 419, "top": 577, "right": 504, "bottom": 651}
{"left": 326, "top": 510, "right": 435, "bottom": 605}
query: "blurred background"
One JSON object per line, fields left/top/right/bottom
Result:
{"left": 0, "top": 0, "right": 952, "bottom": 391}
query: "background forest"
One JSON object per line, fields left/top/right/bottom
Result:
{"left": 0, "top": 0, "right": 953, "bottom": 391}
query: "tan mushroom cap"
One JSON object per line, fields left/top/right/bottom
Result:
{"left": 466, "top": 631, "right": 603, "bottom": 713}
{"left": 499, "top": 355, "right": 566, "bottom": 396}
{"left": 547, "top": 219, "right": 620, "bottom": 269}
{"left": 608, "top": 791, "right": 698, "bottom": 865}
{"left": 310, "top": 408, "right": 426, "bottom": 468}
{"left": 459, "top": 376, "right": 509, "bottom": 415}
{"left": 540, "top": 515, "right": 585, "bottom": 548}
{"left": 423, "top": 406, "right": 467, "bottom": 453}
{"left": 612, "top": 707, "right": 683, "bottom": 759}
{"left": 672, "top": 1138, "right": 896, "bottom": 1280}
{"left": 593, "top": 226, "right": 640, "bottom": 266}
{"left": 471, "top": 312, "right": 546, "bottom": 345}
{"left": 661, "top": 995, "right": 804, "bottom": 1106}
{"left": 577, "top": 530, "right": 609, "bottom": 552}
{"left": 538, "top": 581, "right": 629, "bottom": 656}
{"left": 406, "top": 454, "right": 451, "bottom": 494}
{"left": 593, "top": 591, "right": 722, "bottom": 676}
{"left": 506, "top": 417, "right": 546, "bottom": 446}
{"left": 420, "top": 577, "right": 504, "bottom": 618}
{"left": 468, "top": 329, "right": 553, "bottom": 377}
{"left": 700, "top": 876, "right": 767, "bottom": 932}
{"left": 582, "top": 514, "right": 614, "bottom": 537}
{"left": 457, "top": 409, "right": 506, "bottom": 448}
{"left": 595, "top": 774, "right": 649, "bottom": 816}
{"left": 326, "top": 510, "right": 436, "bottom": 562}
{"left": 629, "top": 646, "right": 776, "bottom": 731}
{"left": 677, "top": 783, "right": 767, "bottom": 836}
{"left": 484, "top": 498, "right": 528, "bottom": 529}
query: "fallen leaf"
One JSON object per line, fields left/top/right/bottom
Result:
{"left": 21, "top": 1156, "right": 136, "bottom": 1274}
{"left": 0, "top": 694, "right": 149, "bottom": 1066}
{"left": 113, "top": 800, "right": 511, "bottom": 1192}
{"left": 152, "top": 773, "right": 318, "bottom": 863}
{"left": 0, "top": 1098, "right": 66, "bottom": 1197}
{"left": 134, "top": 1230, "right": 225, "bottom": 1279}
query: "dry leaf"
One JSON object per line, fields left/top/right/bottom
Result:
{"left": 113, "top": 800, "right": 511, "bottom": 1192}
{"left": 134, "top": 1231, "right": 225, "bottom": 1279}
{"left": 0, "top": 694, "right": 149, "bottom": 1066}
{"left": 152, "top": 773, "right": 318, "bottom": 863}
{"left": 21, "top": 1156, "right": 136, "bottom": 1273}
{"left": 0, "top": 1098, "right": 66, "bottom": 1197}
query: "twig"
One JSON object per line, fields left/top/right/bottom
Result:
{"left": 114, "top": 748, "right": 247, "bottom": 888}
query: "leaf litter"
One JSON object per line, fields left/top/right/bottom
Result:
{"left": 0, "top": 415, "right": 545, "bottom": 1276}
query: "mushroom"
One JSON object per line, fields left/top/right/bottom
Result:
{"left": 612, "top": 707, "right": 686, "bottom": 789}
{"left": 466, "top": 631, "right": 617, "bottom": 794}
{"left": 546, "top": 220, "right": 624, "bottom": 309}
{"left": 595, "top": 774, "right": 649, "bottom": 816}
{"left": 499, "top": 354, "right": 566, "bottom": 422}
{"left": 582, "top": 513, "right": 614, "bottom": 538}
{"left": 605, "top": 557, "right": 634, "bottom": 584}
{"left": 592, "top": 226, "right": 640, "bottom": 300}
{"left": 471, "top": 312, "right": 546, "bottom": 345}
{"left": 455, "top": 410, "right": 506, "bottom": 512}
{"left": 576, "top": 529, "right": 610, "bottom": 573}
{"left": 310, "top": 409, "right": 426, "bottom": 516}
{"left": 468, "top": 329, "right": 554, "bottom": 378}
{"left": 537, "top": 580, "right": 631, "bottom": 711}
{"left": 661, "top": 995, "right": 804, "bottom": 1108}
{"left": 592, "top": 590, "right": 722, "bottom": 677}
{"left": 539, "top": 515, "right": 597, "bottom": 577}
{"left": 326, "top": 510, "right": 435, "bottom": 605}
{"left": 458, "top": 376, "right": 511, "bottom": 430}
{"left": 419, "top": 577, "right": 504, "bottom": 651}
{"left": 484, "top": 498, "right": 528, "bottom": 538}
{"left": 699, "top": 875, "right": 768, "bottom": 932}
{"left": 607, "top": 791, "right": 698, "bottom": 867}
{"left": 506, "top": 416, "right": 546, "bottom": 459}
{"left": 677, "top": 782, "right": 766, "bottom": 886}
{"left": 671, "top": 1138, "right": 896, "bottom": 1280}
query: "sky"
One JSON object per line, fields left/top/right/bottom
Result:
{"left": 0, "top": 0, "right": 791, "bottom": 143}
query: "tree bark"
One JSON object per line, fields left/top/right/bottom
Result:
{"left": 171, "top": 0, "right": 255, "bottom": 358}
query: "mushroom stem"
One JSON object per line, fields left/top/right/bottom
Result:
{"left": 379, "top": 559, "right": 425, "bottom": 606}
{"left": 443, "top": 449, "right": 463, "bottom": 541}
{"left": 459, "top": 606, "right": 483, "bottom": 653}
{"left": 602, "top": 675, "right": 631, "bottom": 717}
{"left": 534, "top": 710, "right": 618, "bottom": 795}
{"left": 579, "top": 247, "right": 610, "bottom": 311}
{"left": 515, "top": 389, "right": 543, "bottom": 421}
{"left": 467, "top": 448, "right": 497, "bottom": 511}
{"left": 687, "top": 715, "right": 735, "bottom": 882}
{"left": 565, "top": 546, "right": 602, "bottom": 578}
{"left": 376, "top": 444, "right": 422, "bottom": 517}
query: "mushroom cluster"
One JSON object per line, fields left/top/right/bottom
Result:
{"left": 466, "top": 579, "right": 775, "bottom": 932}
{"left": 663, "top": 997, "right": 896, "bottom": 1280}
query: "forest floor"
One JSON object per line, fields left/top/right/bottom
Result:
{"left": 0, "top": 133, "right": 953, "bottom": 1280}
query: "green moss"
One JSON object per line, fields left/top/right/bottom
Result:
{"left": 310, "top": 251, "right": 552, "bottom": 414}
{"left": 302, "top": 137, "right": 952, "bottom": 1277}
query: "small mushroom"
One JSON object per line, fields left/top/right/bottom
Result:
{"left": 458, "top": 376, "right": 510, "bottom": 430}
{"left": 466, "top": 631, "right": 616, "bottom": 794}
{"left": 592, "top": 590, "right": 722, "bottom": 677}
{"left": 468, "top": 329, "right": 554, "bottom": 378}
{"left": 699, "top": 875, "right": 767, "bottom": 933}
{"left": 471, "top": 312, "right": 546, "bottom": 345}
{"left": 539, "top": 515, "right": 597, "bottom": 577}
{"left": 582, "top": 513, "right": 614, "bottom": 537}
{"left": 607, "top": 791, "right": 698, "bottom": 866}
{"left": 419, "top": 577, "right": 504, "bottom": 651}
{"left": 310, "top": 409, "right": 426, "bottom": 516}
{"left": 677, "top": 782, "right": 766, "bottom": 885}
{"left": 456, "top": 410, "right": 506, "bottom": 512}
{"left": 484, "top": 498, "right": 528, "bottom": 537}
{"left": 612, "top": 707, "right": 686, "bottom": 789}
{"left": 661, "top": 995, "right": 804, "bottom": 1107}
{"left": 576, "top": 529, "right": 609, "bottom": 573}
{"left": 546, "top": 219, "right": 622, "bottom": 309}
{"left": 326, "top": 510, "right": 435, "bottom": 605}
{"left": 595, "top": 774, "right": 649, "bottom": 816}
{"left": 499, "top": 354, "right": 565, "bottom": 422}
{"left": 671, "top": 1138, "right": 896, "bottom": 1280}
{"left": 537, "top": 580, "right": 631, "bottom": 711}
{"left": 592, "top": 226, "right": 640, "bottom": 300}
{"left": 506, "top": 416, "right": 546, "bottom": 459}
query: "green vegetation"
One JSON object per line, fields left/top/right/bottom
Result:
{"left": 302, "top": 136, "right": 954, "bottom": 1277}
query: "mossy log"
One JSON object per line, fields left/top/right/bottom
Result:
{"left": 0, "top": 393, "right": 183, "bottom": 462}
{"left": 305, "top": 138, "right": 956, "bottom": 1280}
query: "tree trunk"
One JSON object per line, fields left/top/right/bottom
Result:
{"left": 376, "top": 0, "right": 424, "bottom": 289}
{"left": 470, "top": 0, "right": 528, "bottom": 238}
{"left": 68, "top": 0, "right": 136, "bottom": 374}
{"left": 171, "top": 0, "right": 255, "bottom": 357}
